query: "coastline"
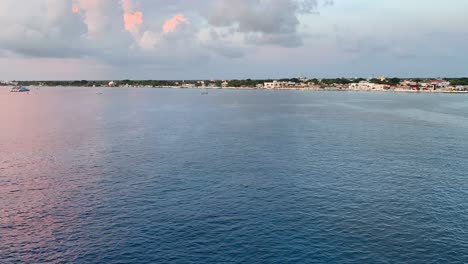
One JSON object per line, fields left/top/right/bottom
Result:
{"left": 2, "top": 85, "right": 468, "bottom": 94}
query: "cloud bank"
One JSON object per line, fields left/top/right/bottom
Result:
{"left": 0, "top": 0, "right": 328, "bottom": 66}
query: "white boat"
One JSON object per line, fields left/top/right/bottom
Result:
{"left": 10, "top": 86, "right": 30, "bottom": 93}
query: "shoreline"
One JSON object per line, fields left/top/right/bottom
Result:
{"left": 2, "top": 85, "right": 468, "bottom": 94}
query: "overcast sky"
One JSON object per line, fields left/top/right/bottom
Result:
{"left": 0, "top": 0, "right": 467, "bottom": 80}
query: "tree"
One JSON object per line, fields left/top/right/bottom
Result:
{"left": 387, "top": 78, "right": 401, "bottom": 86}
{"left": 370, "top": 78, "right": 384, "bottom": 84}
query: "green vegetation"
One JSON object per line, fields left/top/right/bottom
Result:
{"left": 447, "top": 78, "right": 468, "bottom": 86}
{"left": 8, "top": 77, "right": 467, "bottom": 88}
{"left": 320, "top": 78, "right": 353, "bottom": 85}
{"left": 17, "top": 80, "right": 181, "bottom": 87}
{"left": 369, "top": 78, "right": 401, "bottom": 86}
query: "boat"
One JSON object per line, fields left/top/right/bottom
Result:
{"left": 201, "top": 89, "right": 209, "bottom": 95}
{"left": 10, "top": 86, "right": 30, "bottom": 93}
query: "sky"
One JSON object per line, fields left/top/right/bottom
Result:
{"left": 0, "top": 0, "right": 467, "bottom": 80}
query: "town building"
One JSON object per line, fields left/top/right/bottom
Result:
{"left": 264, "top": 81, "right": 291, "bottom": 89}
{"left": 349, "top": 81, "right": 384, "bottom": 90}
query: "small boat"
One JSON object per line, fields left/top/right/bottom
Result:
{"left": 201, "top": 89, "right": 209, "bottom": 95}
{"left": 10, "top": 86, "right": 30, "bottom": 93}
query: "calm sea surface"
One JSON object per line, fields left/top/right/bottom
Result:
{"left": 1, "top": 87, "right": 468, "bottom": 263}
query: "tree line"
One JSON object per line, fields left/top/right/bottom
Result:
{"left": 446, "top": 78, "right": 468, "bottom": 86}
{"left": 8, "top": 77, "right": 468, "bottom": 87}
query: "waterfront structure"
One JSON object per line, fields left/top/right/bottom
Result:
{"left": 264, "top": 81, "right": 290, "bottom": 89}
{"left": 264, "top": 81, "right": 278, "bottom": 89}
{"left": 349, "top": 81, "right": 384, "bottom": 90}
{"left": 455, "top": 86, "right": 468, "bottom": 91}
{"left": 197, "top": 81, "right": 205, "bottom": 87}
{"left": 10, "top": 86, "right": 30, "bottom": 92}
{"left": 181, "top": 83, "right": 196, "bottom": 88}
{"left": 431, "top": 80, "right": 450, "bottom": 89}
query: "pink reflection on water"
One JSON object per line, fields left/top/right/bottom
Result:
{"left": 0, "top": 87, "right": 107, "bottom": 262}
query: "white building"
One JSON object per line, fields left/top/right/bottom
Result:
{"left": 264, "top": 81, "right": 277, "bottom": 89}
{"left": 264, "top": 81, "right": 289, "bottom": 89}
{"left": 1, "top": 80, "right": 16, "bottom": 85}
{"left": 455, "top": 85, "right": 468, "bottom": 91}
{"left": 181, "top": 83, "right": 196, "bottom": 88}
{"left": 437, "top": 81, "right": 451, "bottom": 88}
{"left": 349, "top": 81, "right": 384, "bottom": 90}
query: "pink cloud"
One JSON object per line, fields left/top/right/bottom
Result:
{"left": 121, "top": 0, "right": 143, "bottom": 34}
{"left": 124, "top": 11, "right": 143, "bottom": 33}
{"left": 72, "top": 3, "right": 79, "bottom": 13}
{"left": 163, "top": 14, "right": 188, "bottom": 33}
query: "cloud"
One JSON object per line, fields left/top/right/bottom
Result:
{"left": 0, "top": 0, "right": 329, "bottom": 68}
{"left": 3, "top": 0, "right": 468, "bottom": 80}
{"left": 163, "top": 14, "right": 189, "bottom": 34}
{"left": 124, "top": 11, "right": 143, "bottom": 34}
{"left": 200, "top": 0, "right": 317, "bottom": 47}
{"left": 0, "top": 0, "right": 87, "bottom": 58}
{"left": 121, "top": 0, "right": 143, "bottom": 34}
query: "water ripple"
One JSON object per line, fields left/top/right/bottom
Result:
{"left": 1, "top": 88, "right": 468, "bottom": 263}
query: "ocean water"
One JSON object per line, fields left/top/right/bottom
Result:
{"left": 1, "top": 87, "right": 468, "bottom": 263}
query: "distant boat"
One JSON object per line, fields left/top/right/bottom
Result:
{"left": 10, "top": 86, "right": 30, "bottom": 93}
{"left": 201, "top": 89, "right": 209, "bottom": 95}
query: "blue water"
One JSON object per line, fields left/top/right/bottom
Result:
{"left": 1, "top": 88, "right": 468, "bottom": 263}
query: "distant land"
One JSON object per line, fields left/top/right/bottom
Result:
{"left": 2, "top": 77, "right": 468, "bottom": 92}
